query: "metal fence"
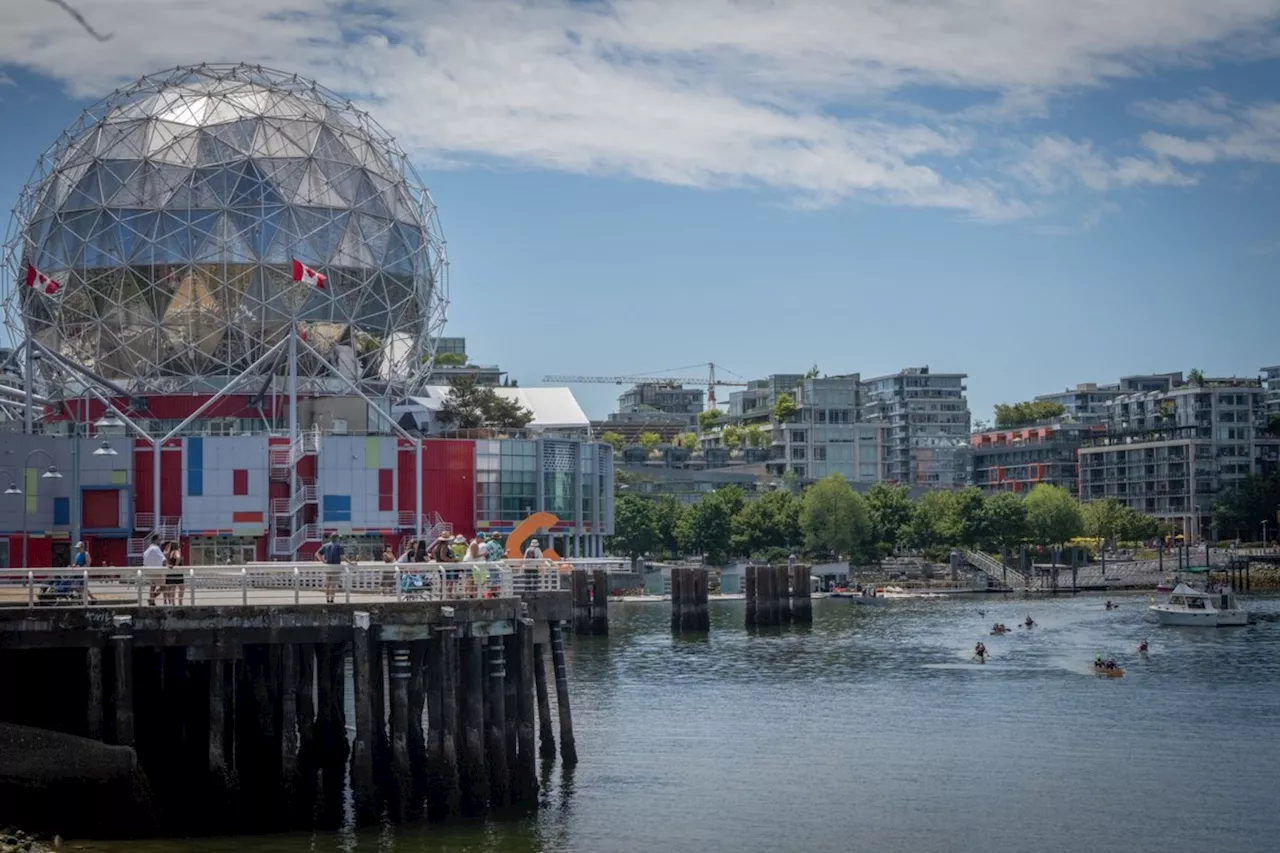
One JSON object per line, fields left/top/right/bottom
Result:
{"left": 0, "top": 558, "right": 626, "bottom": 610}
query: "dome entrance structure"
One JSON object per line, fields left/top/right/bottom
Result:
{"left": 3, "top": 63, "right": 448, "bottom": 395}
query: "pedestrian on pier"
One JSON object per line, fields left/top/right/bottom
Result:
{"left": 317, "top": 533, "right": 350, "bottom": 604}
{"left": 143, "top": 534, "right": 165, "bottom": 606}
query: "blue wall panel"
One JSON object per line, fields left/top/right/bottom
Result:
{"left": 322, "top": 494, "right": 351, "bottom": 522}
{"left": 187, "top": 437, "right": 204, "bottom": 497}
{"left": 53, "top": 497, "right": 70, "bottom": 526}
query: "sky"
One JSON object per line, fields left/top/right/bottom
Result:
{"left": 1, "top": 0, "right": 1279, "bottom": 421}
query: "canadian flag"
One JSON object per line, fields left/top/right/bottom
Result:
{"left": 25, "top": 264, "right": 63, "bottom": 296}
{"left": 291, "top": 259, "right": 326, "bottom": 289}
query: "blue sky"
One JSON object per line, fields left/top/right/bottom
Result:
{"left": 2, "top": 1, "right": 1279, "bottom": 421}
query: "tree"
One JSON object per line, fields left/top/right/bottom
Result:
{"left": 743, "top": 425, "right": 768, "bottom": 448}
{"left": 731, "top": 489, "right": 801, "bottom": 556}
{"left": 1212, "top": 474, "right": 1280, "bottom": 540}
{"left": 772, "top": 393, "right": 800, "bottom": 424}
{"left": 722, "top": 425, "right": 743, "bottom": 448}
{"left": 696, "top": 409, "right": 722, "bottom": 432}
{"left": 676, "top": 492, "right": 734, "bottom": 564}
{"left": 1116, "top": 505, "right": 1160, "bottom": 542}
{"left": 1082, "top": 497, "right": 1127, "bottom": 545}
{"left": 607, "top": 495, "right": 660, "bottom": 561}
{"left": 864, "top": 482, "right": 913, "bottom": 552}
{"left": 901, "top": 490, "right": 952, "bottom": 552}
{"left": 674, "top": 432, "right": 700, "bottom": 451}
{"left": 600, "top": 431, "right": 625, "bottom": 455}
{"left": 1188, "top": 368, "right": 1206, "bottom": 388}
{"left": 1024, "top": 483, "right": 1083, "bottom": 548}
{"left": 1266, "top": 413, "right": 1280, "bottom": 438}
{"left": 977, "top": 491, "right": 1028, "bottom": 557}
{"left": 799, "top": 474, "right": 871, "bottom": 558}
{"left": 993, "top": 400, "right": 1066, "bottom": 428}
{"left": 638, "top": 432, "right": 662, "bottom": 454}
{"left": 434, "top": 351, "right": 467, "bottom": 367}
{"left": 804, "top": 364, "right": 820, "bottom": 379}
{"left": 947, "top": 487, "right": 987, "bottom": 548}
{"left": 437, "top": 377, "right": 533, "bottom": 429}
{"left": 652, "top": 496, "right": 685, "bottom": 558}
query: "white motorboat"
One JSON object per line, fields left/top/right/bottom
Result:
{"left": 1148, "top": 583, "right": 1249, "bottom": 627}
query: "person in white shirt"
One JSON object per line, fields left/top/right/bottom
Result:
{"left": 142, "top": 534, "right": 166, "bottom": 605}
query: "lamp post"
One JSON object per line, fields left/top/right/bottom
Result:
{"left": 10, "top": 448, "right": 63, "bottom": 569}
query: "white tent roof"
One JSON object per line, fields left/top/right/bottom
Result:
{"left": 399, "top": 386, "right": 590, "bottom": 430}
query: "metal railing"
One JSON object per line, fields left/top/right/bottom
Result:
{"left": 0, "top": 560, "right": 576, "bottom": 610}
{"left": 962, "top": 549, "right": 1027, "bottom": 588}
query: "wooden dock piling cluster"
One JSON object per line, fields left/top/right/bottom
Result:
{"left": 669, "top": 568, "right": 710, "bottom": 633}
{"left": 744, "top": 565, "right": 812, "bottom": 627}
{"left": 570, "top": 568, "right": 609, "bottom": 636}
{"left": 0, "top": 595, "right": 577, "bottom": 836}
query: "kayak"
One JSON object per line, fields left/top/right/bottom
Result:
{"left": 1093, "top": 666, "right": 1124, "bottom": 678}
{"left": 990, "top": 629, "right": 1009, "bottom": 636}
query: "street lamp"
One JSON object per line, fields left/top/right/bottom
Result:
{"left": 9, "top": 448, "right": 63, "bottom": 569}
{"left": 93, "top": 440, "right": 118, "bottom": 457}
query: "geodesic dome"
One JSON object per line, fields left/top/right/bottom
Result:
{"left": 2, "top": 63, "right": 447, "bottom": 394}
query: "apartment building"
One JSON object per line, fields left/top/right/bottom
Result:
{"left": 1078, "top": 378, "right": 1280, "bottom": 539}
{"left": 616, "top": 383, "right": 705, "bottom": 426}
{"left": 1034, "top": 373, "right": 1182, "bottom": 421}
{"left": 970, "top": 421, "right": 1103, "bottom": 496}
{"left": 1262, "top": 366, "right": 1280, "bottom": 416}
{"left": 860, "top": 367, "right": 971, "bottom": 487}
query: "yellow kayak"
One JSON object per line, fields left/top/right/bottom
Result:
{"left": 1093, "top": 666, "right": 1124, "bottom": 678}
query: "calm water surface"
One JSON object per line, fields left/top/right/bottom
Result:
{"left": 87, "top": 593, "right": 1280, "bottom": 853}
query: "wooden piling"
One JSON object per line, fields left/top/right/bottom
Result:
{"left": 745, "top": 565, "right": 758, "bottom": 627}
{"left": 280, "top": 641, "right": 300, "bottom": 810}
{"left": 514, "top": 616, "right": 538, "bottom": 804}
{"left": 756, "top": 565, "right": 772, "bottom": 626}
{"left": 458, "top": 637, "right": 489, "bottom": 815}
{"left": 389, "top": 644, "right": 417, "bottom": 819}
{"left": 791, "top": 565, "right": 812, "bottom": 624}
{"left": 694, "top": 569, "right": 710, "bottom": 631}
{"left": 503, "top": 633, "right": 520, "bottom": 785}
{"left": 87, "top": 645, "right": 103, "bottom": 740}
{"left": 571, "top": 570, "right": 592, "bottom": 636}
{"left": 111, "top": 620, "right": 134, "bottom": 747}
{"left": 485, "top": 636, "right": 510, "bottom": 808}
{"left": 208, "top": 657, "right": 229, "bottom": 787}
{"left": 350, "top": 613, "right": 378, "bottom": 823}
{"left": 669, "top": 568, "right": 683, "bottom": 634}
{"left": 591, "top": 569, "right": 609, "bottom": 635}
{"left": 533, "top": 642, "right": 555, "bottom": 759}
{"left": 436, "top": 609, "right": 461, "bottom": 817}
{"left": 549, "top": 623, "right": 577, "bottom": 766}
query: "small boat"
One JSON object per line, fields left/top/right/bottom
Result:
{"left": 1093, "top": 661, "right": 1125, "bottom": 678}
{"left": 829, "top": 589, "right": 886, "bottom": 606}
{"left": 1148, "top": 583, "right": 1249, "bottom": 627}
{"left": 1154, "top": 580, "right": 1175, "bottom": 594}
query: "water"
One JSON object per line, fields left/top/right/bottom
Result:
{"left": 84, "top": 593, "right": 1280, "bottom": 853}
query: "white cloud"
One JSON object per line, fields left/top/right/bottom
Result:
{"left": 1, "top": 0, "right": 1279, "bottom": 217}
{"left": 1140, "top": 100, "right": 1280, "bottom": 164}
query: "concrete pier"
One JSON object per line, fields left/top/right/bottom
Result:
{"left": 0, "top": 593, "right": 575, "bottom": 836}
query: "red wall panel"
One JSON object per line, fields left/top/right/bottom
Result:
{"left": 8, "top": 535, "right": 52, "bottom": 569}
{"left": 421, "top": 439, "right": 475, "bottom": 539}
{"left": 82, "top": 489, "right": 121, "bottom": 529}
{"left": 133, "top": 440, "right": 184, "bottom": 521}
{"left": 378, "top": 469, "right": 394, "bottom": 512}
{"left": 233, "top": 469, "right": 249, "bottom": 496}
{"left": 397, "top": 445, "right": 417, "bottom": 516}
{"left": 91, "top": 537, "right": 128, "bottom": 569}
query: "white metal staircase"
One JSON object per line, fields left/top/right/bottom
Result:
{"left": 269, "top": 426, "right": 322, "bottom": 558}
{"left": 962, "top": 549, "right": 1027, "bottom": 588}
{"left": 396, "top": 510, "right": 452, "bottom": 542}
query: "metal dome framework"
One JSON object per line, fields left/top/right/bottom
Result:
{"left": 2, "top": 63, "right": 449, "bottom": 399}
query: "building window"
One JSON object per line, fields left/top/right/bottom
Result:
{"left": 791, "top": 430, "right": 807, "bottom": 443}
{"left": 791, "top": 447, "right": 806, "bottom": 461}
{"left": 813, "top": 447, "right": 826, "bottom": 461}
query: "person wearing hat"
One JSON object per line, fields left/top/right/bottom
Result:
{"left": 523, "top": 538, "right": 543, "bottom": 560}
{"left": 73, "top": 541, "right": 92, "bottom": 570}
{"left": 450, "top": 534, "right": 467, "bottom": 562}
{"left": 428, "top": 533, "right": 455, "bottom": 563}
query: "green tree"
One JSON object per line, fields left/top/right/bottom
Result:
{"left": 652, "top": 496, "right": 685, "bottom": 557}
{"left": 977, "top": 491, "right": 1028, "bottom": 557}
{"left": 864, "top": 482, "right": 913, "bottom": 552}
{"left": 676, "top": 492, "right": 735, "bottom": 564}
{"left": 1117, "top": 505, "right": 1160, "bottom": 541}
{"left": 731, "top": 489, "right": 801, "bottom": 556}
{"left": 901, "top": 490, "right": 953, "bottom": 552}
{"left": 638, "top": 432, "right": 662, "bottom": 454}
{"left": 722, "top": 425, "right": 743, "bottom": 448}
{"left": 1212, "top": 474, "right": 1280, "bottom": 540}
{"left": 799, "top": 474, "right": 871, "bottom": 558}
{"left": 772, "top": 393, "right": 800, "bottom": 424}
{"left": 1024, "top": 483, "right": 1084, "bottom": 548}
{"left": 434, "top": 351, "right": 467, "bottom": 367}
{"left": 1082, "top": 497, "right": 1127, "bottom": 545}
{"left": 674, "top": 432, "right": 700, "bottom": 451}
{"left": 1187, "top": 368, "right": 1205, "bottom": 387}
{"left": 743, "top": 425, "right": 767, "bottom": 448}
{"left": 600, "top": 431, "right": 625, "bottom": 454}
{"left": 607, "top": 495, "right": 660, "bottom": 561}
{"left": 993, "top": 400, "right": 1066, "bottom": 428}
{"left": 1266, "top": 413, "right": 1280, "bottom": 438}
{"left": 804, "top": 364, "right": 820, "bottom": 379}
{"left": 715, "top": 485, "right": 747, "bottom": 519}
{"left": 696, "top": 409, "right": 722, "bottom": 432}
{"left": 437, "top": 377, "right": 533, "bottom": 429}
{"left": 947, "top": 487, "right": 987, "bottom": 548}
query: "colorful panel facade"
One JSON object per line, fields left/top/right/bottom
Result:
{"left": 182, "top": 436, "right": 269, "bottom": 535}
{"left": 317, "top": 436, "right": 400, "bottom": 531}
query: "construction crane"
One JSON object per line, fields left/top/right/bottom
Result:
{"left": 542, "top": 362, "right": 747, "bottom": 408}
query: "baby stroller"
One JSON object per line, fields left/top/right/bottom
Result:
{"left": 399, "top": 570, "right": 430, "bottom": 601}
{"left": 37, "top": 574, "right": 88, "bottom": 605}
